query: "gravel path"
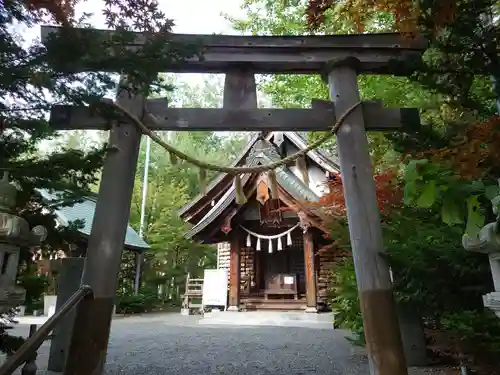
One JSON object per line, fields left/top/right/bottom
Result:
{"left": 4, "top": 313, "right": 450, "bottom": 375}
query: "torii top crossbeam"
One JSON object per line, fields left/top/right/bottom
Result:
{"left": 41, "top": 26, "right": 426, "bottom": 75}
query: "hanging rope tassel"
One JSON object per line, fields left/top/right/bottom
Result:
{"left": 268, "top": 239, "right": 273, "bottom": 254}
{"left": 296, "top": 156, "right": 309, "bottom": 186}
{"left": 199, "top": 168, "right": 207, "bottom": 195}
{"left": 234, "top": 175, "right": 247, "bottom": 205}
{"left": 267, "top": 169, "right": 279, "bottom": 199}
{"left": 246, "top": 234, "right": 251, "bottom": 248}
{"left": 169, "top": 151, "right": 178, "bottom": 166}
{"left": 240, "top": 224, "right": 299, "bottom": 251}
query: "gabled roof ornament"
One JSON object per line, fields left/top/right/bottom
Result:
{"left": 273, "top": 132, "right": 285, "bottom": 147}
{"left": 256, "top": 174, "right": 270, "bottom": 206}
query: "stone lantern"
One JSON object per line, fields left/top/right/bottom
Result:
{"left": 0, "top": 172, "right": 47, "bottom": 313}
{"left": 462, "top": 181, "right": 500, "bottom": 318}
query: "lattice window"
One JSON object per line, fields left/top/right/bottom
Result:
{"left": 217, "top": 242, "right": 230, "bottom": 272}
{"left": 240, "top": 246, "right": 254, "bottom": 293}
{"left": 289, "top": 233, "right": 303, "bottom": 250}
{"left": 289, "top": 233, "right": 305, "bottom": 291}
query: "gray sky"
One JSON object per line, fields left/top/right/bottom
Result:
{"left": 90, "top": 0, "right": 245, "bottom": 34}
{"left": 20, "top": 0, "right": 247, "bottom": 85}
{"left": 22, "top": 0, "right": 245, "bottom": 36}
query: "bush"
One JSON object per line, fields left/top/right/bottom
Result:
{"left": 433, "top": 310, "right": 500, "bottom": 373}
{"left": 329, "top": 209, "right": 500, "bottom": 372}
{"left": 17, "top": 275, "right": 49, "bottom": 310}
{"left": 329, "top": 258, "right": 365, "bottom": 346}
{"left": 116, "top": 292, "right": 159, "bottom": 315}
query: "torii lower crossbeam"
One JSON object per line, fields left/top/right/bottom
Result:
{"left": 50, "top": 100, "right": 420, "bottom": 132}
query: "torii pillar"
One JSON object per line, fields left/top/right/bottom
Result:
{"left": 63, "top": 79, "right": 145, "bottom": 375}
{"left": 223, "top": 69, "right": 257, "bottom": 312}
{"left": 325, "top": 57, "right": 407, "bottom": 375}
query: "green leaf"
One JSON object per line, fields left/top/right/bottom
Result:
{"left": 470, "top": 180, "right": 485, "bottom": 192}
{"left": 459, "top": 180, "right": 486, "bottom": 195}
{"left": 441, "top": 196, "right": 463, "bottom": 226}
{"left": 403, "top": 181, "right": 418, "bottom": 205}
{"left": 416, "top": 180, "right": 437, "bottom": 208}
{"left": 484, "top": 184, "right": 500, "bottom": 201}
{"left": 465, "top": 195, "right": 485, "bottom": 237}
{"left": 404, "top": 159, "right": 428, "bottom": 183}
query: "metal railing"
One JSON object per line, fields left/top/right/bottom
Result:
{"left": 0, "top": 285, "right": 93, "bottom": 375}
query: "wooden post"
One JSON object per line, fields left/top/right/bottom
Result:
{"left": 63, "top": 79, "right": 145, "bottom": 375}
{"left": 48, "top": 257, "right": 85, "bottom": 372}
{"left": 224, "top": 69, "right": 256, "bottom": 312}
{"left": 254, "top": 248, "right": 261, "bottom": 292}
{"left": 21, "top": 324, "right": 38, "bottom": 375}
{"left": 303, "top": 229, "right": 317, "bottom": 313}
{"left": 325, "top": 58, "right": 407, "bottom": 375}
{"left": 223, "top": 70, "right": 257, "bottom": 108}
{"left": 228, "top": 233, "right": 241, "bottom": 311}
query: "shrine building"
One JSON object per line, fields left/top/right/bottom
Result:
{"left": 180, "top": 131, "right": 342, "bottom": 312}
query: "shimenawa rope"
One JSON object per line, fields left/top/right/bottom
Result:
{"left": 102, "top": 100, "right": 361, "bottom": 175}
{"left": 98, "top": 99, "right": 361, "bottom": 201}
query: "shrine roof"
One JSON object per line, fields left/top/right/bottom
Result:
{"left": 36, "top": 189, "right": 150, "bottom": 251}
{"left": 284, "top": 132, "right": 339, "bottom": 172}
{"left": 179, "top": 131, "right": 338, "bottom": 218}
{"left": 184, "top": 138, "right": 323, "bottom": 241}
{"left": 178, "top": 132, "right": 262, "bottom": 216}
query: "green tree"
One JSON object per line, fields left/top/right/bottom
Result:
{"left": 1, "top": 0, "right": 200, "bottom": 349}
{"left": 393, "top": 0, "right": 500, "bottom": 237}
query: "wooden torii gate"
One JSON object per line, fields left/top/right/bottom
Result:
{"left": 42, "top": 26, "right": 426, "bottom": 375}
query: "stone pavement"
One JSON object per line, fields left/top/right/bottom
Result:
{"left": 200, "top": 310, "right": 335, "bottom": 328}
{"left": 3, "top": 313, "right": 450, "bottom": 375}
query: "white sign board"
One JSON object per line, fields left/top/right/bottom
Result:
{"left": 202, "top": 269, "right": 228, "bottom": 310}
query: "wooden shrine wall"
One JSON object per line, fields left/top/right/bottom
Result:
{"left": 216, "top": 242, "right": 254, "bottom": 294}
{"left": 316, "top": 246, "right": 351, "bottom": 300}
{"left": 240, "top": 246, "right": 254, "bottom": 296}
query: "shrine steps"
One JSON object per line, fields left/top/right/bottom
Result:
{"left": 241, "top": 297, "right": 306, "bottom": 311}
